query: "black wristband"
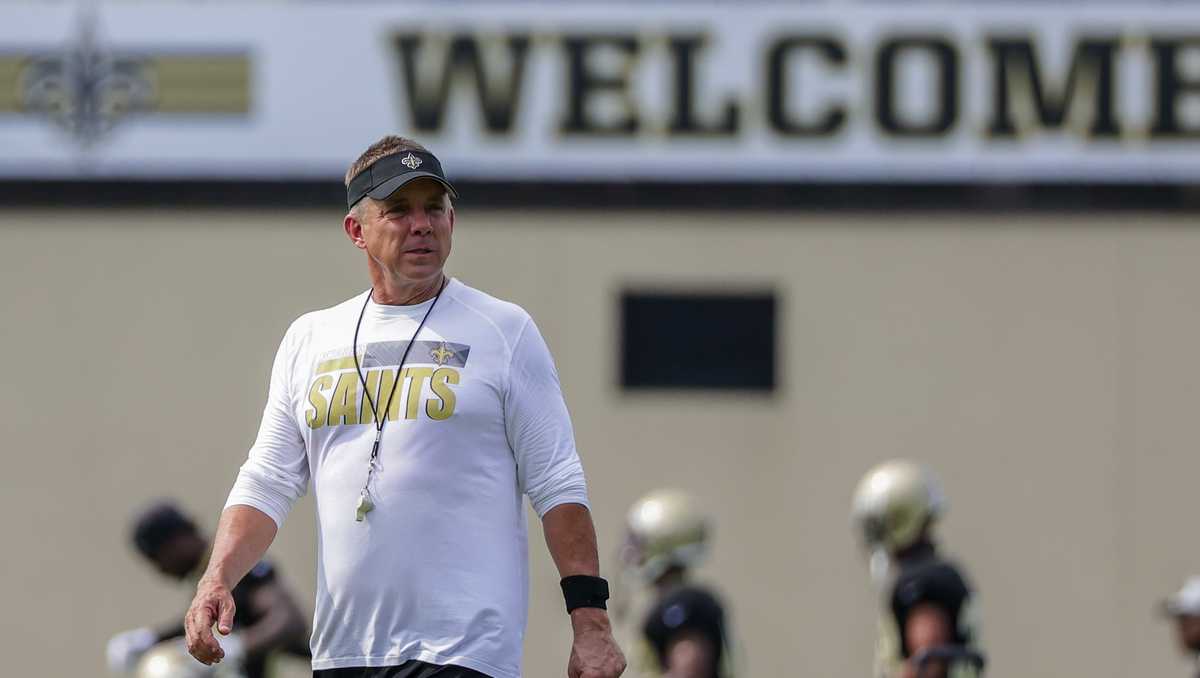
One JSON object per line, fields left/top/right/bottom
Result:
{"left": 560, "top": 575, "right": 609, "bottom": 613}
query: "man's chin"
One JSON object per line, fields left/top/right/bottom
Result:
{"left": 396, "top": 266, "right": 446, "bottom": 283}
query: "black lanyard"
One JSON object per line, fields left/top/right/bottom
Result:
{"left": 350, "top": 276, "right": 447, "bottom": 520}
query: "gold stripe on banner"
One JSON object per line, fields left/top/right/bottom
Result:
{"left": 150, "top": 55, "right": 250, "bottom": 113}
{"left": 0, "top": 56, "right": 24, "bottom": 112}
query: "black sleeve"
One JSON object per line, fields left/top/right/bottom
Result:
{"left": 891, "top": 561, "right": 971, "bottom": 657}
{"left": 231, "top": 559, "right": 278, "bottom": 627}
{"left": 642, "top": 586, "right": 727, "bottom": 674}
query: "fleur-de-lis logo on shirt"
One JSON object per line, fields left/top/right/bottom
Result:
{"left": 430, "top": 343, "right": 455, "bottom": 366}
{"left": 401, "top": 152, "right": 423, "bottom": 170}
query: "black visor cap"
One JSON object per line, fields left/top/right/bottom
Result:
{"left": 347, "top": 150, "right": 459, "bottom": 209}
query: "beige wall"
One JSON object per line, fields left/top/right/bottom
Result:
{"left": 1, "top": 209, "right": 1198, "bottom": 678}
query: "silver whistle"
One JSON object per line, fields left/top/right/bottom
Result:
{"left": 355, "top": 491, "right": 374, "bottom": 522}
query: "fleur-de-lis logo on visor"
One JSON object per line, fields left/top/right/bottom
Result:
{"left": 401, "top": 153, "right": 423, "bottom": 170}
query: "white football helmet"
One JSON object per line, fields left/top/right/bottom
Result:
{"left": 136, "top": 641, "right": 244, "bottom": 678}
{"left": 621, "top": 488, "right": 710, "bottom": 584}
{"left": 852, "top": 459, "right": 944, "bottom": 557}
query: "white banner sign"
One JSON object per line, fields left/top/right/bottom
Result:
{"left": 3, "top": 2, "right": 1200, "bottom": 182}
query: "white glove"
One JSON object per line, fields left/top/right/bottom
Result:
{"left": 106, "top": 627, "right": 158, "bottom": 673}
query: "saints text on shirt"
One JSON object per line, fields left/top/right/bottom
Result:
{"left": 304, "top": 340, "right": 471, "bottom": 428}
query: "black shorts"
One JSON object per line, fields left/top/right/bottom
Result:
{"left": 313, "top": 660, "right": 490, "bottom": 678}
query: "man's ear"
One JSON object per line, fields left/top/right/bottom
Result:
{"left": 344, "top": 209, "right": 367, "bottom": 250}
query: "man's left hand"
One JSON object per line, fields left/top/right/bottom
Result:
{"left": 568, "top": 608, "right": 626, "bottom": 678}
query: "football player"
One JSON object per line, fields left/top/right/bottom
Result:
{"left": 107, "top": 502, "right": 309, "bottom": 677}
{"left": 852, "top": 460, "right": 983, "bottom": 678}
{"left": 619, "top": 488, "right": 734, "bottom": 678}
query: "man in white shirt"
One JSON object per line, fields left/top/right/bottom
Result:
{"left": 184, "top": 135, "right": 626, "bottom": 678}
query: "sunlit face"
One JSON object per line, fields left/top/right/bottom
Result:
{"left": 148, "top": 531, "right": 205, "bottom": 580}
{"left": 348, "top": 178, "right": 454, "bottom": 287}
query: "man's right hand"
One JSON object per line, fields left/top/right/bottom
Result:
{"left": 184, "top": 576, "right": 237, "bottom": 665}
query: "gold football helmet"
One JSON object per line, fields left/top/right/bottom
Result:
{"left": 852, "top": 459, "right": 944, "bottom": 557}
{"left": 136, "top": 641, "right": 243, "bottom": 678}
{"left": 621, "top": 488, "right": 710, "bottom": 584}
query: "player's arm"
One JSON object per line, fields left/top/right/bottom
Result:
{"left": 663, "top": 629, "right": 717, "bottom": 678}
{"left": 239, "top": 577, "right": 309, "bottom": 662}
{"left": 900, "top": 602, "right": 954, "bottom": 678}
{"left": 186, "top": 506, "right": 278, "bottom": 665}
{"left": 543, "top": 504, "right": 627, "bottom": 678}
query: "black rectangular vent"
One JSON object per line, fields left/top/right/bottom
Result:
{"left": 620, "top": 290, "right": 777, "bottom": 391}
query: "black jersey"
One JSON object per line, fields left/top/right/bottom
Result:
{"left": 889, "top": 548, "right": 975, "bottom": 658}
{"left": 641, "top": 585, "right": 730, "bottom": 678}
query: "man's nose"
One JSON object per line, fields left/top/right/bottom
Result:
{"left": 410, "top": 207, "right": 432, "bottom": 233}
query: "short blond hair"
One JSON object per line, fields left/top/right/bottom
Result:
{"left": 344, "top": 135, "right": 430, "bottom": 187}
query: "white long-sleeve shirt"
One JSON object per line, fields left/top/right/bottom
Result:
{"left": 225, "top": 278, "right": 589, "bottom": 677}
